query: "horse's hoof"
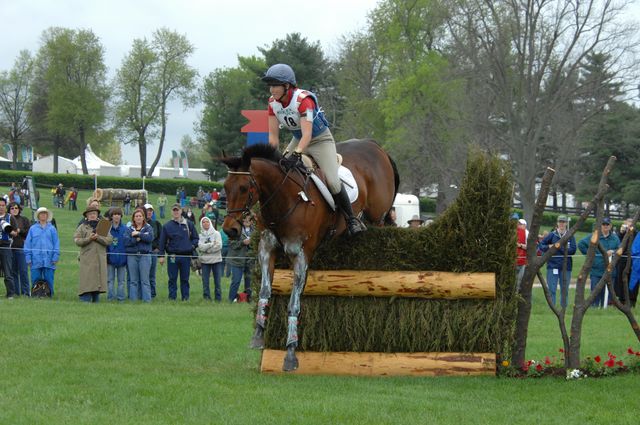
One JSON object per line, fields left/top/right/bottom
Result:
{"left": 249, "top": 335, "right": 264, "bottom": 349}
{"left": 282, "top": 356, "right": 299, "bottom": 372}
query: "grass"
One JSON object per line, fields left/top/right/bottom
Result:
{"left": 0, "top": 190, "right": 639, "bottom": 424}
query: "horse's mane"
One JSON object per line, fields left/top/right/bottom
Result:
{"left": 220, "top": 144, "right": 282, "bottom": 171}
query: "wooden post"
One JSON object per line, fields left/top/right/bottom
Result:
{"left": 271, "top": 269, "right": 495, "bottom": 299}
{"left": 261, "top": 349, "right": 496, "bottom": 376}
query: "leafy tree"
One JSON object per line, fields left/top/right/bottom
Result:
{"left": 445, "top": 0, "right": 640, "bottom": 223}
{"left": 36, "top": 27, "right": 109, "bottom": 174}
{"left": 114, "top": 28, "right": 197, "bottom": 177}
{"left": 0, "top": 50, "right": 34, "bottom": 168}
{"left": 178, "top": 134, "right": 206, "bottom": 169}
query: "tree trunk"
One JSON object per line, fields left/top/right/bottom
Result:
{"left": 552, "top": 190, "right": 558, "bottom": 211}
{"left": 79, "top": 128, "right": 88, "bottom": 175}
{"left": 561, "top": 192, "right": 567, "bottom": 214}
{"left": 11, "top": 139, "right": 18, "bottom": 170}
{"left": 147, "top": 104, "right": 166, "bottom": 177}
{"left": 53, "top": 137, "right": 60, "bottom": 174}
{"left": 138, "top": 133, "right": 147, "bottom": 177}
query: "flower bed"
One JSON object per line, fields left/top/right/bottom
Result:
{"left": 498, "top": 347, "right": 640, "bottom": 379}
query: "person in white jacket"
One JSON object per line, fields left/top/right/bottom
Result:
{"left": 198, "top": 216, "right": 223, "bottom": 301}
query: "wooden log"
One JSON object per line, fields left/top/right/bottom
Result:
{"left": 271, "top": 269, "right": 495, "bottom": 299}
{"left": 260, "top": 349, "right": 496, "bottom": 376}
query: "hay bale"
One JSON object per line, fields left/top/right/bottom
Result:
{"left": 256, "top": 151, "right": 517, "bottom": 357}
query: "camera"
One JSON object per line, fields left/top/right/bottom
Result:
{"left": 1, "top": 221, "right": 13, "bottom": 234}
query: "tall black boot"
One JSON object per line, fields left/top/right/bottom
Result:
{"left": 333, "top": 184, "right": 366, "bottom": 235}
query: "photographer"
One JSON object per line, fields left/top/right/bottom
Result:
{"left": 0, "top": 198, "right": 18, "bottom": 299}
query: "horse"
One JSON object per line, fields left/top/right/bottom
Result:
{"left": 221, "top": 139, "right": 399, "bottom": 371}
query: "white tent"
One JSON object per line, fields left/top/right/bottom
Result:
{"left": 33, "top": 155, "right": 78, "bottom": 174}
{"left": 72, "top": 144, "right": 114, "bottom": 174}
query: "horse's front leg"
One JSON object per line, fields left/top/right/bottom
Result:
{"left": 250, "top": 229, "right": 279, "bottom": 349}
{"left": 283, "top": 244, "right": 308, "bottom": 371}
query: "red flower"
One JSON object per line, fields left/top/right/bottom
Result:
{"left": 544, "top": 356, "right": 551, "bottom": 365}
{"left": 595, "top": 355, "right": 601, "bottom": 363}
{"left": 616, "top": 361, "right": 624, "bottom": 367}
{"left": 535, "top": 364, "right": 543, "bottom": 371}
{"left": 559, "top": 348, "right": 564, "bottom": 353}
{"left": 605, "top": 358, "right": 615, "bottom": 368}
{"left": 628, "top": 347, "right": 635, "bottom": 355}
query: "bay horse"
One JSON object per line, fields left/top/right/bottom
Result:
{"left": 221, "top": 139, "right": 399, "bottom": 371}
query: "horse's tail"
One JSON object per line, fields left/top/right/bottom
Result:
{"left": 384, "top": 151, "right": 400, "bottom": 226}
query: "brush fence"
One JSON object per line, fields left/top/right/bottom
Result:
{"left": 260, "top": 269, "right": 497, "bottom": 376}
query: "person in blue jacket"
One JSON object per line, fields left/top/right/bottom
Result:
{"left": 106, "top": 207, "right": 128, "bottom": 302}
{"left": 24, "top": 207, "right": 60, "bottom": 296}
{"left": 538, "top": 215, "right": 576, "bottom": 308}
{"left": 158, "top": 203, "right": 198, "bottom": 301}
{"left": 578, "top": 217, "right": 620, "bottom": 308}
{"left": 124, "top": 208, "right": 154, "bottom": 302}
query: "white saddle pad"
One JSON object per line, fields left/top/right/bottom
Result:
{"left": 308, "top": 165, "right": 359, "bottom": 211}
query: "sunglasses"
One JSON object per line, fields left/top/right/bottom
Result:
{"left": 10, "top": 207, "right": 19, "bottom": 210}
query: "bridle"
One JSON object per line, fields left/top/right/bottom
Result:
{"left": 225, "top": 166, "right": 310, "bottom": 229}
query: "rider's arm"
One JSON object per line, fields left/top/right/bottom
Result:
{"left": 268, "top": 115, "right": 280, "bottom": 148}
{"left": 296, "top": 119, "right": 312, "bottom": 153}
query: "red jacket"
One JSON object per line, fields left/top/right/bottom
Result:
{"left": 516, "top": 227, "right": 527, "bottom": 266}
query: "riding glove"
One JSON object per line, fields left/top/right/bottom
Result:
{"left": 281, "top": 152, "right": 303, "bottom": 171}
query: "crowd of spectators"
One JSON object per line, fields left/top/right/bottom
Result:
{"left": 0, "top": 186, "right": 252, "bottom": 304}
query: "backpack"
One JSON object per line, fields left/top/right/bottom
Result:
{"left": 32, "top": 280, "right": 51, "bottom": 298}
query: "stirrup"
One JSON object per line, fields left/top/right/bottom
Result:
{"left": 347, "top": 217, "right": 366, "bottom": 235}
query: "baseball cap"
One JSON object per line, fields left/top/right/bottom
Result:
{"left": 171, "top": 203, "right": 181, "bottom": 210}
{"left": 518, "top": 218, "right": 527, "bottom": 226}
{"left": 510, "top": 212, "right": 520, "bottom": 220}
{"left": 557, "top": 215, "right": 568, "bottom": 222}
{"left": 602, "top": 217, "right": 611, "bottom": 225}
{"left": 144, "top": 203, "right": 154, "bottom": 210}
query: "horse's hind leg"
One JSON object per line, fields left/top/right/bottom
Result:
{"left": 250, "top": 229, "right": 278, "bottom": 349}
{"left": 283, "top": 245, "right": 308, "bottom": 371}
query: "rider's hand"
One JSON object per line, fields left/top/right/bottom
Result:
{"left": 281, "top": 151, "right": 303, "bottom": 171}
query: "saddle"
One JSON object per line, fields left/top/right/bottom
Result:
{"left": 297, "top": 153, "right": 359, "bottom": 211}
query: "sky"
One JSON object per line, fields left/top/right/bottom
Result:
{"left": 0, "top": 0, "right": 379, "bottom": 167}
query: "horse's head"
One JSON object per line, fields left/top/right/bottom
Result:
{"left": 220, "top": 144, "right": 283, "bottom": 238}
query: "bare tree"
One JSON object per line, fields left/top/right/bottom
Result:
{"left": 0, "top": 50, "right": 34, "bottom": 168}
{"left": 445, "top": 0, "right": 640, "bottom": 221}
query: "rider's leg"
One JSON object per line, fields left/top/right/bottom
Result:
{"left": 332, "top": 184, "right": 365, "bottom": 235}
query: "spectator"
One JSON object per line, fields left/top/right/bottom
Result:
{"left": 220, "top": 220, "right": 230, "bottom": 278}
{"left": 24, "top": 207, "right": 60, "bottom": 296}
{"left": 227, "top": 214, "right": 254, "bottom": 302}
{"left": 538, "top": 215, "right": 576, "bottom": 308}
{"left": 55, "top": 183, "right": 65, "bottom": 208}
{"left": 123, "top": 192, "right": 131, "bottom": 216}
{"left": 578, "top": 217, "right": 620, "bottom": 308}
{"left": 68, "top": 187, "right": 78, "bottom": 211}
{"left": 200, "top": 202, "right": 218, "bottom": 225}
{"left": 198, "top": 216, "right": 223, "bottom": 301}
{"left": 158, "top": 203, "right": 198, "bottom": 301}
{"left": 386, "top": 206, "right": 398, "bottom": 227}
{"left": 197, "top": 186, "right": 205, "bottom": 208}
{"left": 615, "top": 218, "right": 635, "bottom": 305}
{"left": 74, "top": 205, "right": 112, "bottom": 303}
{"left": 157, "top": 192, "right": 167, "bottom": 219}
{"left": 407, "top": 215, "right": 424, "bottom": 229}
{"left": 0, "top": 197, "right": 17, "bottom": 299}
{"left": 144, "top": 203, "right": 162, "bottom": 299}
{"left": 183, "top": 207, "right": 196, "bottom": 223}
{"left": 628, "top": 228, "right": 640, "bottom": 308}
{"left": 516, "top": 218, "right": 528, "bottom": 293}
{"left": 78, "top": 199, "right": 101, "bottom": 226}
{"left": 9, "top": 202, "right": 30, "bottom": 296}
{"left": 125, "top": 208, "right": 154, "bottom": 302}
{"left": 106, "top": 207, "right": 128, "bottom": 302}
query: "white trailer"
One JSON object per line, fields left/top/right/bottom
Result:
{"left": 393, "top": 193, "right": 421, "bottom": 228}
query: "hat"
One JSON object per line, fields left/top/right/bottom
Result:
{"left": 602, "top": 217, "right": 611, "bottom": 225}
{"left": 171, "top": 203, "right": 181, "bottom": 210}
{"left": 144, "top": 203, "right": 154, "bottom": 210}
{"left": 518, "top": 218, "right": 527, "bottom": 226}
{"left": 83, "top": 206, "right": 101, "bottom": 217}
{"left": 557, "top": 215, "right": 568, "bottom": 222}
{"left": 407, "top": 214, "right": 424, "bottom": 224}
{"left": 510, "top": 212, "right": 520, "bottom": 220}
{"left": 36, "top": 207, "right": 52, "bottom": 221}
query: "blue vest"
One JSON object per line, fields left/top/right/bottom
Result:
{"left": 269, "top": 89, "right": 329, "bottom": 139}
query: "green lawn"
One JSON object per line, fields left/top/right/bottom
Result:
{"left": 0, "top": 190, "right": 638, "bottom": 424}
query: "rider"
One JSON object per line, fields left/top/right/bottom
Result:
{"left": 262, "top": 63, "right": 364, "bottom": 235}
